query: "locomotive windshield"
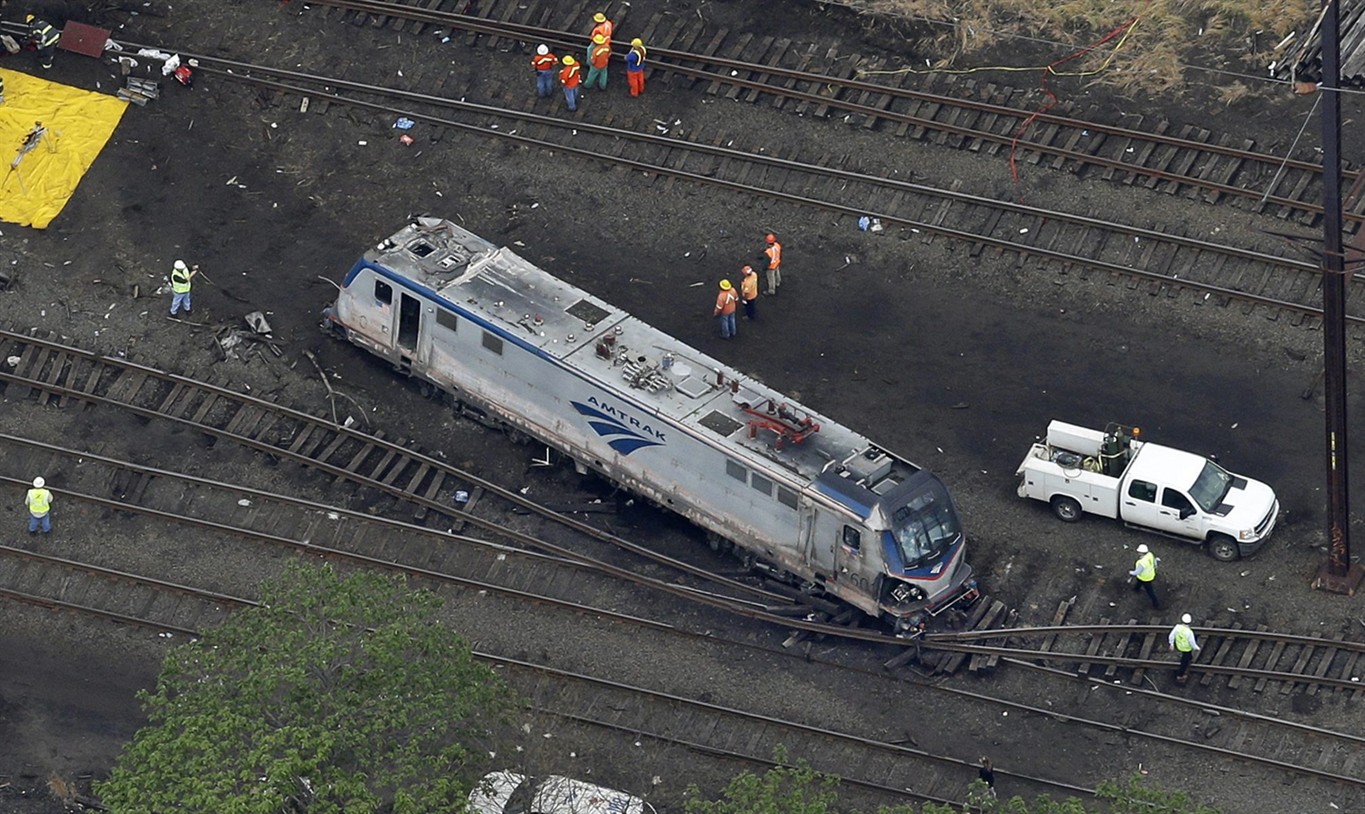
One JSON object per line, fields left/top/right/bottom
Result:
{"left": 890, "top": 483, "right": 962, "bottom": 568}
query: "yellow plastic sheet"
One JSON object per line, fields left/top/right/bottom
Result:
{"left": 0, "top": 68, "right": 126, "bottom": 229}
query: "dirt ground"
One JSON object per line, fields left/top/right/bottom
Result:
{"left": 2, "top": 0, "right": 1365, "bottom": 811}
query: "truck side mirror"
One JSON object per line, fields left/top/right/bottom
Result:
{"left": 1179, "top": 507, "right": 1195, "bottom": 520}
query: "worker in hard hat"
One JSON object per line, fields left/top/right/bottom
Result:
{"left": 26, "top": 476, "right": 53, "bottom": 534}
{"left": 26, "top": 14, "right": 60, "bottom": 70}
{"left": 558, "top": 54, "right": 582, "bottom": 112}
{"left": 585, "top": 33, "right": 610, "bottom": 91}
{"left": 739, "top": 265, "right": 758, "bottom": 320}
{"left": 590, "top": 11, "right": 614, "bottom": 48}
{"left": 714, "top": 279, "right": 738, "bottom": 339}
{"left": 530, "top": 44, "right": 558, "bottom": 98}
{"left": 169, "top": 259, "right": 199, "bottom": 316}
{"left": 1128, "top": 543, "right": 1160, "bottom": 609}
{"left": 625, "top": 37, "right": 648, "bottom": 97}
{"left": 1169, "top": 613, "right": 1201, "bottom": 683}
{"left": 760, "top": 232, "right": 783, "bottom": 295}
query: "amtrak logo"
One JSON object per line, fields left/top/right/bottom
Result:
{"left": 572, "top": 399, "right": 666, "bottom": 455}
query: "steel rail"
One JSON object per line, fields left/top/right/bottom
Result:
{"left": 929, "top": 622, "right": 1365, "bottom": 652}
{"left": 11, "top": 562, "right": 1359, "bottom": 796}
{"left": 0, "top": 328, "right": 794, "bottom": 606}
{"left": 1, "top": 586, "right": 203, "bottom": 638}
{"left": 190, "top": 56, "right": 1317, "bottom": 277}
{"left": 914, "top": 640, "right": 1365, "bottom": 691}
{"left": 299, "top": 0, "right": 1361, "bottom": 225}
{"left": 0, "top": 432, "right": 769, "bottom": 611}
{"left": 184, "top": 68, "right": 1347, "bottom": 323}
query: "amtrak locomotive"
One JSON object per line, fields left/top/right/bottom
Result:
{"left": 323, "top": 217, "right": 978, "bottom": 631}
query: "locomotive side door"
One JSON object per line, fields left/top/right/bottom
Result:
{"left": 396, "top": 292, "right": 423, "bottom": 359}
{"left": 800, "top": 500, "right": 836, "bottom": 576}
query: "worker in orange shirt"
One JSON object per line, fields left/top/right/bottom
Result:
{"left": 559, "top": 55, "right": 582, "bottom": 112}
{"left": 590, "top": 11, "right": 614, "bottom": 48}
{"left": 531, "top": 44, "right": 558, "bottom": 98}
{"left": 585, "top": 33, "right": 611, "bottom": 91}
{"left": 625, "top": 38, "right": 647, "bottom": 96}
{"left": 760, "top": 232, "right": 783, "bottom": 295}
{"left": 714, "top": 279, "right": 739, "bottom": 339}
{"left": 739, "top": 265, "right": 758, "bottom": 320}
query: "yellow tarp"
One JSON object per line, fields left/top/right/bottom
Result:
{"left": 0, "top": 68, "right": 126, "bottom": 229}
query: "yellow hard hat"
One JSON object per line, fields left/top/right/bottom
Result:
{"left": 593, "top": 12, "right": 607, "bottom": 22}
{"left": 562, "top": 55, "right": 576, "bottom": 65}
{"left": 25, "top": 13, "right": 35, "bottom": 21}
{"left": 719, "top": 280, "right": 733, "bottom": 290}
{"left": 592, "top": 33, "right": 606, "bottom": 44}
{"left": 631, "top": 38, "right": 643, "bottom": 46}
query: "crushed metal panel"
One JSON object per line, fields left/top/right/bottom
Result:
{"left": 699, "top": 410, "right": 743, "bottom": 437}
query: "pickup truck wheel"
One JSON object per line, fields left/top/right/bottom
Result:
{"left": 1050, "top": 495, "right": 1083, "bottom": 522}
{"left": 1207, "top": 535, "right": 1240, "bottom": 562}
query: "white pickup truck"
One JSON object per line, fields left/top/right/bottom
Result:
{"left": 1016, "top": 421, "right": 1279, "bottom": 561}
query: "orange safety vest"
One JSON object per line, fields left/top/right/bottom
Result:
{"left": 560, "top": 63, "right": 582, "bottom": 88}
{"left": 715, "top": 289, "right": 738, "bottom": 315}
{"left": 589, "top": 43, "right": 611, "bottom": 69}
{"left": 740, "top": 273, "right": 758, "bottom": 302}
{"left": 592, "top": 20, "right": 614, "bottom": 46}
{"left": 532, "top": 53, "right": 558, "bottom": 72}
{"left": 764, "top": 241, "right": 782, "bottom": 270}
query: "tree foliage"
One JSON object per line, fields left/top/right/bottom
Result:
{"left": 95, "top": 561, "right": 513, "bottom": 814}
{"left": 684, "top": 749, "right": 841, "bottom": 814}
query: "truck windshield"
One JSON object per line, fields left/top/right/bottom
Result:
{"left": 890, "top": 486, "right": 962, "bottom": 569}
{"left": 1189, "top": 460, "right": 1234, "bottom": 512}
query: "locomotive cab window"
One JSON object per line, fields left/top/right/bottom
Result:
{"left": 776, "top": 485, "right": 798, "bottom": 509}
{"left": 842, "top": 525, "right": 862, "bottom": 552}
{"left": 436, "top": 309, "right": 458, "bottom": 333}
{"left": 481, "top": 331, "right": 503, "bottom": 355}
{"left": 374, "top": 279, "right": 392, "bottom": 305}
{"left": 726, "top": 460, "right": 746, "bottom": 483}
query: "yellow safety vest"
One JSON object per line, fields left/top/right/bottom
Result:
{"left": 1172, "top": 624, "right": 1195, "bottom": 652}
{"left": 27, "top": 487, "right": 52, "bottom": 516}
{"left": 171, "top": 267, "right": 192, "bottom": 294}
{"left": 1134, "top": 551, "right": 1156, "bottom": 582}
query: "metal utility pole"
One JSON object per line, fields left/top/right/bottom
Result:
{"left": 1312, "top": 0, "right": 1364, "bottom": 594}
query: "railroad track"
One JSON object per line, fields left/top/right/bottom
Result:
{"left": 0, "top": 326, "right": 807, "bottom": 616}
{"left": 286, "top": 0, "right": 1365, "bottom": 229}
{"left": 120, "top": 49, "right": 1355, "bottom": 327}
{"left": 8, "top": 536, "right": 1363, "bottom": 805}
{"left": 924, "top": 606, "right": 1365, "bottom": 699}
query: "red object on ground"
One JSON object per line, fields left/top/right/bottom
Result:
{"left": 57, "top": 21, "right": 110, "bottom": 58}
{"left": 399, "top": 134, "right": 415, "bottom": 146}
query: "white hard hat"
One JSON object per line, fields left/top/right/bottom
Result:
{"left": 33, "top": 477, "right": 44, "bottom": 488}
{"left": 536, "top": 44, "right": 548, "bottom": 55}
{"left": 174, "top": 260, "right": 188, "bottom": 271}
{"left": 1181, "top": 613, "right": 1192, "bottom": 624}
{"left": 1136, "top": 544, "right": 1149, "bottom": 553}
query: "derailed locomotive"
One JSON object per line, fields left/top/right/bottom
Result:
{"left": 322, "top": 217, "right": 978, "bottom": 631}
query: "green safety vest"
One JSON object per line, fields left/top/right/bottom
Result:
{"left": 27, "top": 488, "right": 51, "bottom": 516}
{"left": 171, "top": 267, "right": 192, "bottom": 294}
{"left": 1134, "top": 551, "right": 1156, "bottom": 582}
{"left": 1172, "top": 624, "right": 1195, "bottom": 652}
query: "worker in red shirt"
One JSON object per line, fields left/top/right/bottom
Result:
{"left": 585, "top": 33, "right": 611, "bottom": 91}
{"left": 531, "top": 44, "right": 558, "bottom": 98}
{"left": 625, "top": 38, "right": 647, "bottom": 97}
{"left": 739, "top": 265, "right": 758, "bottom": 320}
{"left": 559, "top": 55, "right": 582, "bottom": 112}
{"left": 714, "top": 279, "right": 738, "bottom": 339}
{"left": 590, "top": 11, "right": 614, "bottom": 48}
{"left": 760, "top": 232, "right": 783, "bottom": 295}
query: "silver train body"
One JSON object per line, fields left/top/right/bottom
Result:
{"left": 323, "top": 217, "right": 978, "bottom": 630}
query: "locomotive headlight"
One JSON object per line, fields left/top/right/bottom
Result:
{"left": 890, "top": 582, "right": 927, "bottom": 604}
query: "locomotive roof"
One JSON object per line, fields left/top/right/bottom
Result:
{"left": 364, "top": 218, "right": 929, "bottom": 508}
